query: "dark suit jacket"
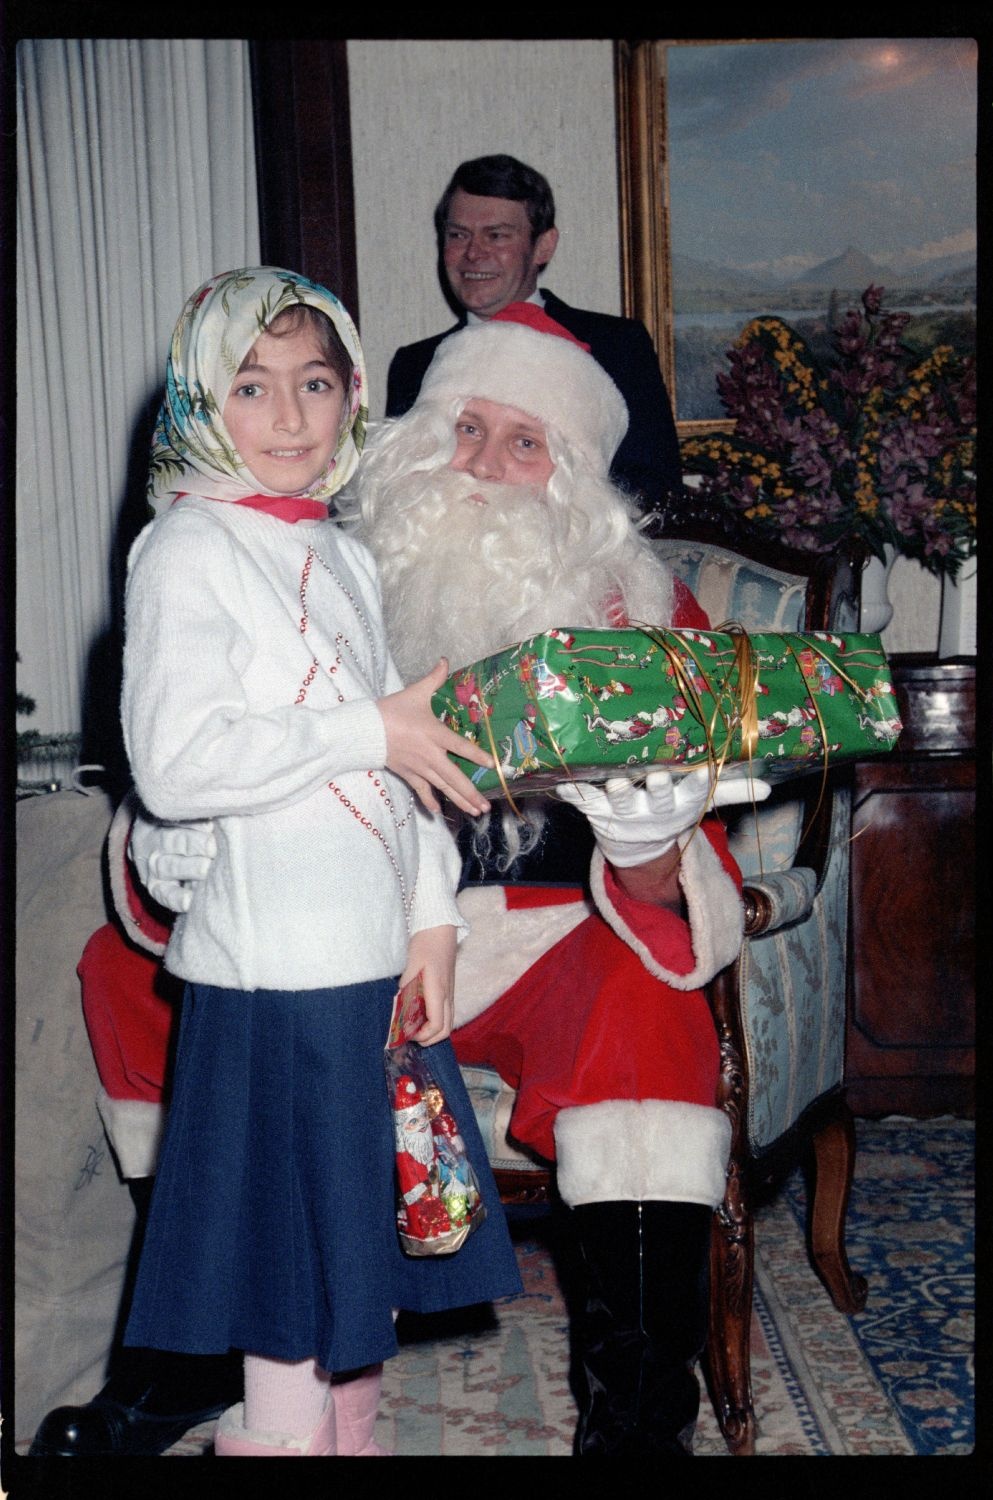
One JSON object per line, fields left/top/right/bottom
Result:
{"left": 384, "top": 289, "right": 683, "bottom": 515}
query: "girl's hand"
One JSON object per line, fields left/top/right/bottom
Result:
{"left": 400, "top": 925, "right": 457, "bottom": 1045}
{"left": 378, "top": 658, "right": 493, "bottom": 817}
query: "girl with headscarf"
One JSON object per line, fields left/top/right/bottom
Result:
{"left": 118, "top": 268, "right": 520, "bottom": 1457}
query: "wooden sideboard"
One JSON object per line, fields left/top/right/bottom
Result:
{"left": 846, "top": 654, "right": 976, "bottom": 1117}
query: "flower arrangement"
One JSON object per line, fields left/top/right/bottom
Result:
{"left": 680, "top": 287, "right": 976, "bottom": 577}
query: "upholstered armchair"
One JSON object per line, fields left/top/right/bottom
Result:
{"left": 458, "top": 523, "right": 868, "bottom": 1456}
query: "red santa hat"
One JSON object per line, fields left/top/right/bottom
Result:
{"left": 417, "top": 301, "right": 629, "bottom": 475}
{"left": 394, "top": 1075, "right": 423, "bottom": 1112}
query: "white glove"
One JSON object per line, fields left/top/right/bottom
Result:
{"left": 554, "top": 765, "right": 771, "bottom": 868}
{"left": 128, "top": 809, "right": 217, "bottom": 914}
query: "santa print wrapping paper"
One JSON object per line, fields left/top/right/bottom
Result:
{"left": 432, "top": 626, "right": 902, "bottom": 797}
{"left": 385, "top": 974, "right": 486, "bottom": 1257}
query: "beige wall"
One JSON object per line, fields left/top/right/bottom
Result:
{"left": 347, "top": 39, "right": 621, "bottom": 422}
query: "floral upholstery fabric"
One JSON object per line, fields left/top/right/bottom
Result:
{"left": 458, "top": 1067, "right": 541, "bottom": 1171}
{"left": 653, "top": 541, "right": 809, "bottom": 634}
{"left": 739, "top": 788, "right": 850, "bottom": 1153}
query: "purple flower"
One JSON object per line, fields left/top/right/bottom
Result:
{"left": 682, "top": 286, "right": 976, "bottom": 577}
{"left": 862, "top": 284, "right": 885, "bottom": 316}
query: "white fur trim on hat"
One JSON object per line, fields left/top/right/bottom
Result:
{"left": 419, "top": 321, "right": 629, "bottom": 475}
{"left": 554, "top": 1098, "right": 731, "bottom": 1207}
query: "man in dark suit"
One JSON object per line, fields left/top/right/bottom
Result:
{"left": 386, "top": 154, "right": 683, "bottom": 520}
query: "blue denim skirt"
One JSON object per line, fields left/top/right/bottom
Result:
{"left": 124, "top": 977, "right": 522, "bottom": 1374}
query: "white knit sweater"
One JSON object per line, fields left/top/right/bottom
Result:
{"left": 121, "top": 498, "right": 465, "bottom": 991}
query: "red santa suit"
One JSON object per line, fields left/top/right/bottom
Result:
{"left": 448, "top": 579, "right": 742, "bottom": 1210}
{"left": 78, "top": 813, "right": 176, "bottom": 1179}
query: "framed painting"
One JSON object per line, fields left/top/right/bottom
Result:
{"left": 615, "top": 38, "right": 977, "bottom": 435}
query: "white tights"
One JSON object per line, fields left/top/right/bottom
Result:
{"left": 243, "top": 1353, "right": 331, "bottom": 1438}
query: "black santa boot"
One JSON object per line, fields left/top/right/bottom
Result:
{"left": 571, "top": 1199, "right": 712, "bottom": 1456}
{"left": 29, "top": 1176, "right": 243, "bottom": 1456}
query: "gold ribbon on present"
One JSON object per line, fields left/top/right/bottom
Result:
{"left": 446, "top": 627, "right": 892, "bottom": 868}
{"left": 630, "top": 623, "right": 884, "bottom": 866}
{"left": 472, "top": 677, "right": 524, "bottom": 817}
{"left": 635, "top": 621, "right": 760, "bottom": 774}
{"left": 464, "top": 624, "right": 770, "bottom": 822}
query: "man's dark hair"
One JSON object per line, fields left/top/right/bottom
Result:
{"left": 434, "top": 155, "right": 556, "bottom": 243}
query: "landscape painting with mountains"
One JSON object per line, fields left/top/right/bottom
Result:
{"left": 664, "top": 38, "right": 976, "bottom": 423}
{"left": 672, "top": 242, "right": 976, "bottom": 421}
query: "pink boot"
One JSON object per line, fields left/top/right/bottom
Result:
{"left": 214, "top": 1398, "right": 337, "bottom": 1456}
{"left": 332, "top": 1364, "right": 391, "bottom": 1456}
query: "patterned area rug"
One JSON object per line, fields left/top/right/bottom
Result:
{"left": 149, "top": 1114, "right": 973, "bottom": 1458}
{"left": 778, "top": 1113, "right": 974, "bottom": 1456}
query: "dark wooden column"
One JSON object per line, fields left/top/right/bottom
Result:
{"left": 249, "top": 40, "right": 359, "bottom": 327}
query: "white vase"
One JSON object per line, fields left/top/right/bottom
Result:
{"left": 859, "top": 544, "right": 898, "bottom": 633}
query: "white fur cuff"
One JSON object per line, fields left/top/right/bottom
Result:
{"left": 553, "top": 1098, "right": 731, "bottom": 1208}
{"left": 95, "top": 1086, "right": 165, "bottom": 1180}
{"left": 589, "top": 833, "right": 743, "bottom": 990}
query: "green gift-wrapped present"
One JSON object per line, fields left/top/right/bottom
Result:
{"left": 431, "top": 626, "right": 902, "bottom": 798}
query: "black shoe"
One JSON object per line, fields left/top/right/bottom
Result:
{"left": 28, "top": 1350, "right": 244, "bottom": 1457}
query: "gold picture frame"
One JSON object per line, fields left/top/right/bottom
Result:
{"left": 615, "top": 38, "right": 734, "bottom": 439}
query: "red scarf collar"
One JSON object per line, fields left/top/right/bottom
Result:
{"left": 233, "top": 494, "right": 329, "bottom": 523}
{"left": 173, "top": 492, "right": 328, "bottom": 523}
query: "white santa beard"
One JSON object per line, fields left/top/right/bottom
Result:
{"left": 363, "top": 466, "right": 674, "bottom": 684}
{"left": 397, "top": 1111, "right": 436, "bottom": 1167}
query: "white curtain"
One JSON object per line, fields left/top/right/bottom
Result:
{"left": 16, "top": 39, "right": 260, "bottom": 744}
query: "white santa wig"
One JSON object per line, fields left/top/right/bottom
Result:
{"left": 337, "top": 396, "right": 672, "bottom": 679}
{"left": 335, "top": 310, "right": 677, "bottom": 867}
{"left": 418, "top": 311, "right": 629, "bottom": 475}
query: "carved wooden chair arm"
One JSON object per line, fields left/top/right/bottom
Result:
{"left": 741, "top": 867, "right": 818, "bottom": 937}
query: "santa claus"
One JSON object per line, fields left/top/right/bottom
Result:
{"left": 392, "top": 1076, "right": 451, "bottom": 1241}
{"left": 36, "top": 303, "right": 768, "bottom": 1458}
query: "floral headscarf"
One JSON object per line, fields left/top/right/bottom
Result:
{"left": 147, "top": 267, "right": 368, "bottom": 516}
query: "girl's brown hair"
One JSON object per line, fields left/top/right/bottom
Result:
{"left": 260, "top": 304, "right": 353, "bottom": 389}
